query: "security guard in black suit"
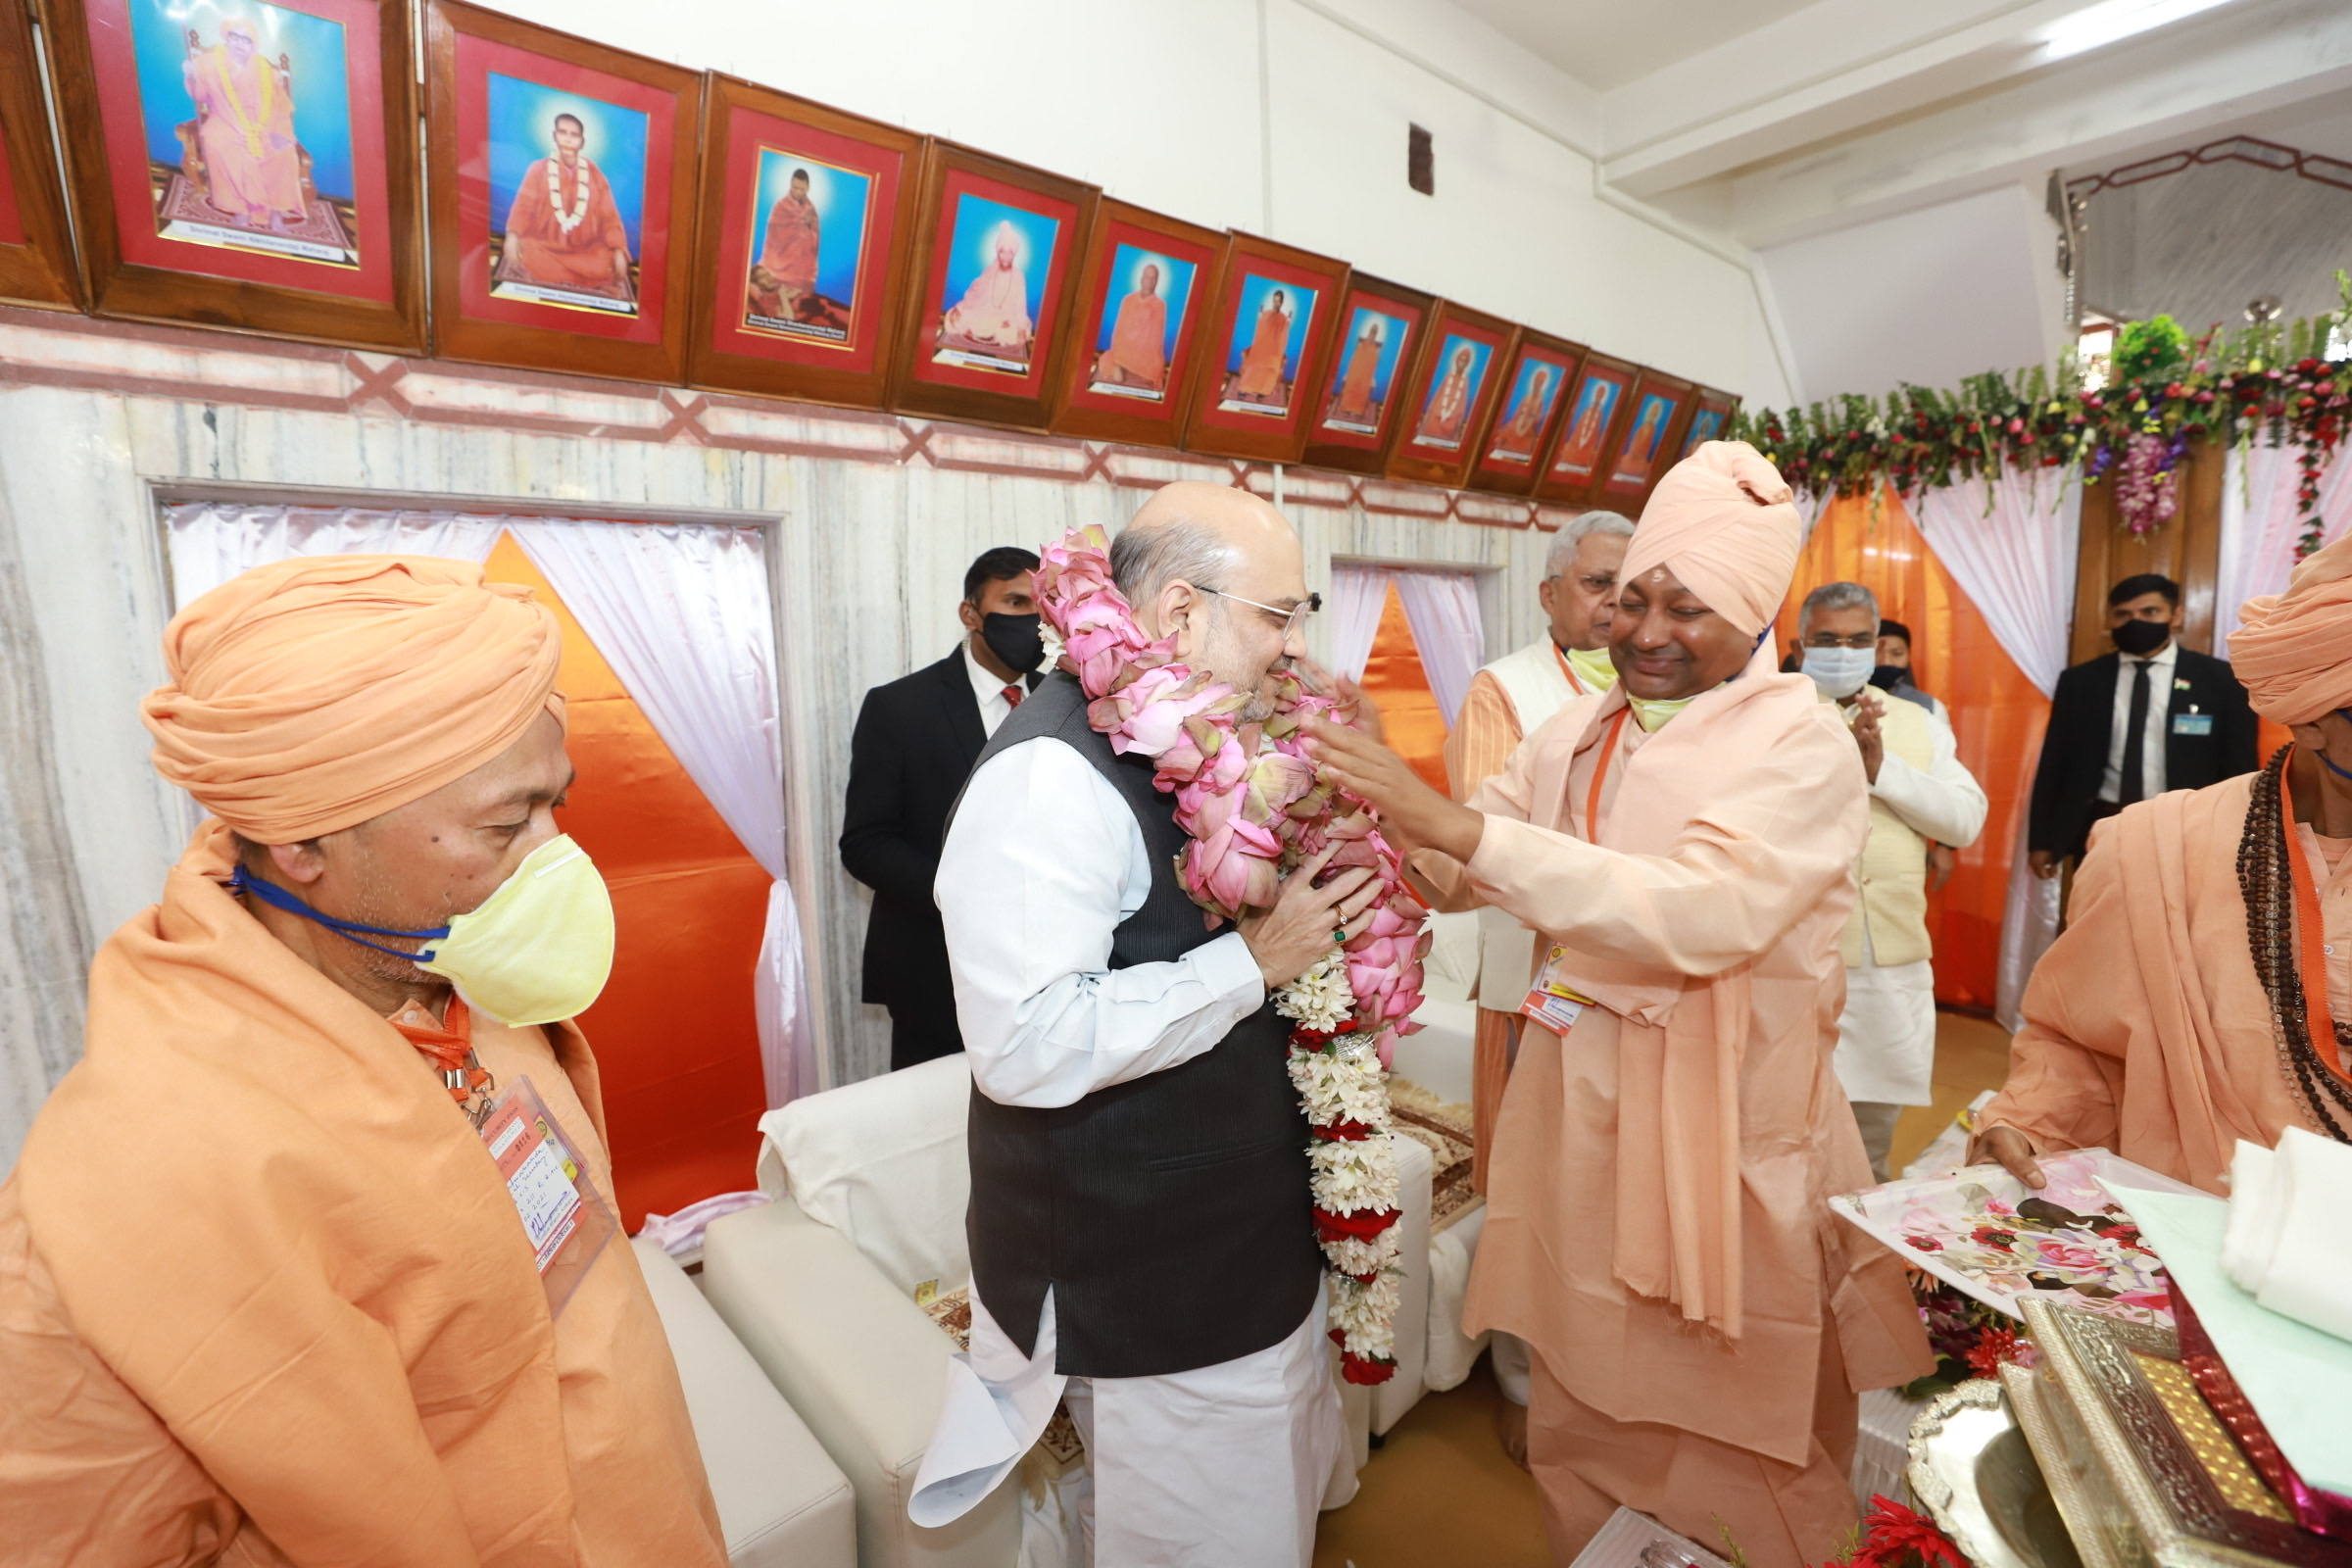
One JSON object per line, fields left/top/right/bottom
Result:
{"left": 841, "top": 547, "right": 1044, "bottom": 1068}
{"left": 2028, "top": 572, "right": 2259, "bottom": 880}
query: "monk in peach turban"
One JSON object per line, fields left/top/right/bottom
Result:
{"left": 1308, "top": 443, "right": 1931, "bottom": 1568}
{"left": 1978, "top": 531, "right": 2352, "bottom": 1194}
{"left": 0, "top": 557, "right": 723, "bottom": 1566}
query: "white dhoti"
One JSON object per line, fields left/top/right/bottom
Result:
{"left": 910, "top": 1285, "right": 1341, "bottom": 1567}
{"left": 1832, "top": 955, "right": 1937, "bottom": 1107}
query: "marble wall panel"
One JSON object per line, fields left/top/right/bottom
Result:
{"left": 0, "top": 372, "right": 1555, "bottom": 1146}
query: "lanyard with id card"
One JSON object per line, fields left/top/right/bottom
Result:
{"left": 478, "top": 1077, "right": 618, "bottom": 1318}
{"left": 1520, "top": 942, "right": 1598, "bottom": 1036}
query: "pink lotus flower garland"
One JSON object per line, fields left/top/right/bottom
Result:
{"left": 1035, "top": 525, "right": 1430, "bottom": 1384}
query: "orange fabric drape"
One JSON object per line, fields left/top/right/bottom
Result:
{"left": 483, "top": 535, "right": 771, "bottom": 1229}
{"left": 1360, "top": 580, "right": 1449, "bottom": 796}
{"left": 1772, "top": 487, "right": 2048, "bottom": 1009}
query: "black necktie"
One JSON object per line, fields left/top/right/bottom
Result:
{"left": 2119, "top": 659, "right": 2151, "bottom": 805}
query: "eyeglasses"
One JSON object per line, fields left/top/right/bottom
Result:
{"left": 1803, "top": 631, "right": 1877, "bottom": 649}
{"left": 1204, "top": 587, "right": 1322, "bottom": 641}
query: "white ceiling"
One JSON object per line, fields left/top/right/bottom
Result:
{"left": 1445, "top": 0, "right": 1822, "bottom": 90}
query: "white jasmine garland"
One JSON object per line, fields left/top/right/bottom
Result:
{"left": 1307, "top": 1140, "right": 1402, "bottom": 1212}
{"left": 1329, "top": 1270, "right": 1401, "bottom": 1360}
{"left": 1275, "top": 950, "right": 1352, "bottom": 1033}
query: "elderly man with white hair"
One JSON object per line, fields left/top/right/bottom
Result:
{"left": 1794, "top": 580, "right": 1987, "bottom": 1180}
{"left": 1441, "top": 509, "right": 1633, "bottom": 1462}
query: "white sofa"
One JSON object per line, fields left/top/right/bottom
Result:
{"left": 698, "top": 1053, "right": 1435, "bottom": 1561}
{"left": 631, "top": 1236, "right": 858, "bottom": 1568}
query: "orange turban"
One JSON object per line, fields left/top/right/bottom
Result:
{"left": 1618, "top": 440, "right": 1803, "bottom": 636}
{"left": 2230, "top": 531, "right": 2352, "bottom": 725}
{"left": 143, "top": 556, "right": 563, "bottom": 842}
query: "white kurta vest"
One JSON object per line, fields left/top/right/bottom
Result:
{"left": 1470, "top": 639, "right": 1589, "bottom": 1006}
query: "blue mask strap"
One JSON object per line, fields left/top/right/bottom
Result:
{"left": 2319, "top": 747, "right": 2352, "bottom": 784}
{"left": 227, "top": 865, "right": 451, "bottom": 960}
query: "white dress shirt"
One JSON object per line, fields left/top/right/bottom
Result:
{"left": 2099, "top": 638, "right": 2178, "bottom": 803}
{"left": 935, "top": 733, "right": 1265, "bottom": 1107}
{"left": 962, "top": 641, "right": 1023, "bottom": 739}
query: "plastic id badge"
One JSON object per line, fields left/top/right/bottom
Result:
{"left": 1519, "top": 943, "right": 1598, "bottom": 1037}
{"left": 2172, "top": 711, "right": 2214, "bottom": 736}
{"left": 479, "top": 1077, "right": 618, "bottom": 1318}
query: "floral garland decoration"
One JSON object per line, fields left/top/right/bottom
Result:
{"left": 1035, "top": 525, "right": 1430, "bottom": 1386}
{"left": 1736, "top": 278, "right": 2352, "bottom": 557}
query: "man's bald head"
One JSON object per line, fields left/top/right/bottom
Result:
{"left": 1110, "top": 481, "right": 1308, "bottom": 722}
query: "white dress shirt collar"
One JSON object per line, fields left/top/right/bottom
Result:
{"left": 963, "top": 640, "right": 1020, "bottom": 738}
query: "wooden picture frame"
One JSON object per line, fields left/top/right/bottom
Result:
{"left": 889, "top": 140, "right": 1096, "bottom": 430}
{"left": 0, "top": 0, "right": 80, "bottom": 309}
{"left": 1179, "top": 231, "right": 1348, "bottom": 465}
{"left": 1298, "top": 273, "right": 1432, "bottom": 476}
{"left": 1535, "top": 350, "right": 1638, "bottom": 507}
{"left": 44, "top": 0, "right": 421, "bottom": 347}
{"left": 1050, "top": 199, "right": 1225, "bottom": 448}
{"left": 1384, "top": 302, "right": 1516, "bottom": 489}
{"left": 1466, "top": 329, "right": 1585, "bottom": 496}
{"left": 685, "top": 75, "right": 921, "bottom": 411}
{"left": 425, "top": 0, "right": 700, "bottom": 383}
{"left": 1595, "top": 368, "right": 1696, "bottom": 513}
{"left": 1673, "top": 386, "right": 1739, "bottom": 464}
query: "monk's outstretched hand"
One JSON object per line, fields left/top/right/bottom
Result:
{"left": 1303, "top": 717, "right": 1483, "bottom": 862}
{"left": 1969, "top": 1123, "right": 2047, "bottom": 1190}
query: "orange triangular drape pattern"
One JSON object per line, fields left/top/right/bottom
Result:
{"left": 1360, "top": 580, "right": 1450, "bottom": 796}
{"left": 1772, "top": 487, "right": 2049, "bottom": 1010}
{"left": 485, "top": 534, "right": 771, "bottom": 1229}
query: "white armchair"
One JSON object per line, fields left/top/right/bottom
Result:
{"left": 631, "top": 1236, "right": 858, "bottom": 1568}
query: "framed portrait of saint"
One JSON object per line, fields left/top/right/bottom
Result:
{"left": 1298, "top": 274, "right": 1432, "bottom": 476}
{"left": 1467, "top": 329, "right": 1586, "bottom": 496}
{"left": 425, "top": 0, "right": 700, "bottom": 383}
{"left": 1385, "top": 302, "right": 1515, "bottom": 489}
{"left": 685, "top": 76, "right": 921, "bottom": 411}
{"left": 889, "top": 141, "right": 1095, "bottom": 430}
{"left": 42, "top": 0, "right": 419, "bottom": 346}
{"left": 0, "top": 0, "right": 79, "bottom": 309}
{"left": 1535, "top": 351, "right": 1638, "bottom": 506}
{"left": 1676, "top": 388, "right": 1739, "bottom": 463}
{"left": 1049, "top": 200, "right": 1225, "bottom": 448}
{"left": 1596, "top": 369, "right": 1695, "bottom": 510}
{"left": 1179, "top": 232, "right": 1348, "bottom": 465}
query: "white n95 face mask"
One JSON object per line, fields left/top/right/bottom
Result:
{"left": 414, "top": 834, "right": 616, "bottom": 1026}
{"left": 1801, "top": 646, "right": 1876, "bottom": 700}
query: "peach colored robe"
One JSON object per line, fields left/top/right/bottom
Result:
{"left": 1095, "top": 289, "right": 1168, "bottom": 389}
{"left": 1983, "top": 773, "right": 2346, "bottom": 1194}
{"left": 946, "top": 259, "right": 1031, "bottom": 345}
{"left": 0, "top": 822, "right": 723, "bottom": 1567}
{"left": 755, "top": 190, "right": 821, "bottom": 312}
{"left": 188, "top": 45, "right": 302, "bottom": 222}
{"left": 1417, "top": 671, "right": 1932, "bottom": 1568}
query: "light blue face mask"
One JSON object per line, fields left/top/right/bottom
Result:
{"left": 1801, "top": 645, "right": 1876, "bottom": 699}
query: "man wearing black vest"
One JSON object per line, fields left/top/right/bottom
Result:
{"left": 906, "top": 483, "right": 1379, "bottom": 1564}
{"left": 2028, "top": 572, "right": 2258, "bottom": 882}
{"left": 840, "top": 546, "right": 1045, "bottom": 1069}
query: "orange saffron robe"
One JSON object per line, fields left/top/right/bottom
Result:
{"left": 1232, "top": 305, "right": 1292, "bottom": 397}
{"left": 505, "top": 158, "right": 631, "bottom": 291}
{"left": 0, "top": 823, "right": 723, "bottom": 1567}
{"left": 1095, "top": 289, "right": 1168, "bottom": 390}
{"left": 1334, "top": 336, "right": 1381, "bottom": 419}
{"left": 1415, "top": 674, "right": 1932, "bottom": 1568}
{"left": 757, "top": 191, "right": 821, "bottom": 300}
{"left": 1418, "top": 366, "right": 1470, "bottom": 444}
{"left": 1983, "top": 774, "right": 2350, "bottom": 1193}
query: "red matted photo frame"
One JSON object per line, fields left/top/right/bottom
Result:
{"left": 1674, "top": 386, "right": 1739, "bottom": 464}
{"left": 1050, "top": 200, "right": 1226, "bottom": 448}
{"left": 1536, "top": 351, "right": 1639, "bottom": 506}
{"left": 43, "top": 0, "right": 419, "bottom": 346}
{"left": 0, "top": 0, "right": 78, "bottom": 308}
{"left": 1180, "top": 232, "right": 1348, "bottom": 465}
{"left": 425, "top": 0, "right": 700, "bottom": 383}
{"left": 1595, "top": 368, "right": 1696, "bottom": 512}
{"left": 1385, "top": 302, "right": 1516, "bottom": 489}
{"left": 889, "top": 141, "right": 1096, "bottom": 430}
{"left": 686, "top": 75, "right": 921, "bottom": 411}
{"left": 1467, "top": 329, "right": 1586, "bottom": 496}
{"left": 1298, "top": 273, "right": 1432, "bottom": 476}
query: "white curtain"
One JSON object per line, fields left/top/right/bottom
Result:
{"left": 1793, "top": 485, "right": 1833, "bottom": 545}
{"left": 510, "top": 521, "right": 814, "bottom": 1109}
{"left": 1392, "top": 569, "right": 1486, "bottom": 723}
{"left": 1911, "top": 466, "right": 2082, "bottom": 1033}
{"left": 2216, "top": 442, "right": 2352, "bottom": 649}
{"left": 1328, "top": 564, "right": 1389, "bottom": 682}
{"left": 160, "top": 505, "right": 814, "bottom": 1108}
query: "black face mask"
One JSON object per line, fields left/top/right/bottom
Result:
{"left": 1868, "top": 664, "right": 1907, "bottom": 692}
{"left": 980, "top": 612, "right": 1046, "bottom": 674}
{"left": 2110, "top": 617, "right": 2171, "bottom": 657}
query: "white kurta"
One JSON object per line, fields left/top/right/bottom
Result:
{"left": 1833, "top": 705, "right": 1987, "bottom": 1106}
{"left": 908, "top": 736, "right": 1342, "bottom": 1566}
